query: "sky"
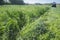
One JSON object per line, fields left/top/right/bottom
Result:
{"left": 24, "top": 0, "right": 60, "bottom": 4}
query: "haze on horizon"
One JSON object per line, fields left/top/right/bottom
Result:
{"left": 24, "top": 0, "right": 60, "bottom": 4}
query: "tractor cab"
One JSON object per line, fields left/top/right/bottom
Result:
{"left": 52, "top": 2, "right": 56, "bottom": 7}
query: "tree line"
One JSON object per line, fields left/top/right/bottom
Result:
{"left": 0, "top": 0, "right": 25, "bottom": 5}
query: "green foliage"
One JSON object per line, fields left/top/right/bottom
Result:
{"left": 0, "top": 0, "right": 4, "bottom": 5}
{"left": 1, "top": 5, "right": 60, "bottom": 40}
{"left": 9, "top": 0, "right": 24, "bottom": 5}
{"left": 20, "top": 5, "right": 60, "bottom": 40}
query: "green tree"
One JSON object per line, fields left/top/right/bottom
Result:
{"left": 9, "top": 0, "right": 25, "bottom": 5}
{"left": 0, "top": 0, "right": 4, "bottom": 5}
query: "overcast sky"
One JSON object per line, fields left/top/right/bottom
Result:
{"left": 24, "top": 0, "right": 60, "bottom": 4}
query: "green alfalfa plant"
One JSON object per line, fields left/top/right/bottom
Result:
{"left": 4, "top": 19, "right": 20, "bottom": 40}
{"left": 20, "top": 19, "right": 48, "bottom": 40}
{"left": 6, "top": 10, "right": 27, "bottom": 30}
{"left": 0, "top": 26, "right": 6, "bottom": 40}
{"left": 16, "top": 11, "right": 27, "bottom": 29}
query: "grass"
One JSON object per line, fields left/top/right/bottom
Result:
{"left": 0, "top": 5, "right": 60, "bottom": 40}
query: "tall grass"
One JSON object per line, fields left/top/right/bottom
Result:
{"left": 20, "top": 5, "right": 60, "bottom": 40}
{"left": 0, "top": 5, "right": 50, "bottom": 40}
